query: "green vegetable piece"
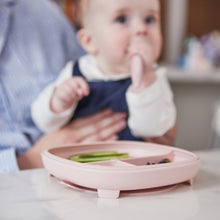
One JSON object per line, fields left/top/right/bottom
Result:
{"left": 78, "top": 151, "right": 118, "bottom": 158}
{"left": 69, "top": 151, "right": 130, "bottom": 163}
{"left": 69, "top": 151, "right": 118, "bottom": 160}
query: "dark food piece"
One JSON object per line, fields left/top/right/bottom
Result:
{"left": 159, "top": 158, "right": 171, "bottom": 164}
{"left": 146, "top": 158, "right": 171, "bottom": 165}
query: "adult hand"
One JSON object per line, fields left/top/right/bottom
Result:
{"left": 17, "top": 109, "right": 127, "bottom": 169}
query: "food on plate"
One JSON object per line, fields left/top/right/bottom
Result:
{"left": 69, "top": 151, "right": 130, "bottom": 163}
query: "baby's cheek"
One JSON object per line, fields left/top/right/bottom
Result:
{"left": 112, "top": 34, "right": 129, "bottom": 52}
{"left": 107, "top": 42, "right": 126, "bottom": 61}
{"left": 153, "top": 35, "right": 162, "bottom": 60}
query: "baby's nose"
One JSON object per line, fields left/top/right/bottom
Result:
{"left": 135, "top": 21, "right": 148, "bottom": 36}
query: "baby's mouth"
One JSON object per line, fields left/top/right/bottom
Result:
{"left": 124, "top": 47, "right": 129, "bottom": 56}
{"left": 128, "top": 37, "right": 148, "bottom": 55}
{"left": 125, "top": 47, "right": 139, "bottom": 61}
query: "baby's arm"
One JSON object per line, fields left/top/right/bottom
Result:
{"left": 126, "top": 66, "right": 176, "bottom": 138}
{"left": 126, "top": 39, "right": 176, "bottom": 139}
{"left": 31, "top": 62, "right": 89, "bottom": 133}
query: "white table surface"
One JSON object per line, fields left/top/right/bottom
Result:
{"left": 0, "top": 149, "right": 220, "bottom": 220}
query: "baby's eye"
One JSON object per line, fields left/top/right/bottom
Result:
{"left": 115, "top": 15, "right": 127, "bottom": 24}
{"left": 145, "top": 15, "right": 156, "bottom": 24}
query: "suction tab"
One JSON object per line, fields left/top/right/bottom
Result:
{"left": 98, "top": 189, "right": 120, "bottom": 199}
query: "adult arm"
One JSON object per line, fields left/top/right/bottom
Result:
{"left": 0, "top": 149, "right": 19, "bottom": 173}
{"left": 17, "top": 109, "right": 127, "bottom": 169}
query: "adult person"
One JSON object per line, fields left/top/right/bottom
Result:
{"left": 0, "top": 0, "right": 127, "bottom": 173}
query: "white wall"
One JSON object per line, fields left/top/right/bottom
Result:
{"left": 164, "top": 0, "right": 189, "bottom": 64}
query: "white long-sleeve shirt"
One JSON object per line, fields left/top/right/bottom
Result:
{"left": 31, "top": 54, "right": 176, "bottom": 138}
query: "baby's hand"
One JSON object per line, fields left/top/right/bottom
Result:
{"left": 50, "top": 76, "right": 89, "bottom": 113}
{"left": 129, "top": 38, "right": 156, "bottom": 92}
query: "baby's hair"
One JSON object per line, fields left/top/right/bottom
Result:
{"left": 72, "top": 0, "right": 89, "bottom": 30}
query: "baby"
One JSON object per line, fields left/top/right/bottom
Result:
{"left": 31, "top": 0, "right": 176, "bottom": 141}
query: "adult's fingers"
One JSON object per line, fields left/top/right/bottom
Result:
{"left": 81, "top": 117, "right": 126, "bottom": 142}
{"left": 67, "top": 109, "right": 127, "bottom": 142}
{"left": 68, "top": 109, "right": 127, "bottom": 129}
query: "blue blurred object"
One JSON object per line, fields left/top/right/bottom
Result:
{"left": 177, "top": 31, "right": 220, "bottom": 71}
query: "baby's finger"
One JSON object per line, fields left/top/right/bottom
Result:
{"left": 61, "top": 81, "right": 79, "bottom": 100}
{"left": 74, "top": 77, "right": 90, "bottom": 96}
{"left": 63, "top": 79, "right": 83, "bottom": 100}
{"left": 56, "top": 85, "right": 77, "bottom": 105}
{"left": 68, "top": 77, "right": 89, "bottom": 98}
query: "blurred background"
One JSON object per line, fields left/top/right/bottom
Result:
{"left": 53, "top": 0, "right": 220, "bottom": 151}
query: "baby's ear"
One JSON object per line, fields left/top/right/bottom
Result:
{"left": 77, "top": 29, "right": 98, "bottom": 55}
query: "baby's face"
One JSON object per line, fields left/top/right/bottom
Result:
{"left": 82, "top": 0, "right": 162, "bottom": 75}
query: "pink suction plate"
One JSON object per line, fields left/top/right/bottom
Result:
{"left": 41, "top": 141, "right": 200, "bottom": 199}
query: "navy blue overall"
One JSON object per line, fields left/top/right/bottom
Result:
{"left": 71, "top": 61, "right": 142, "bottom": 141}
